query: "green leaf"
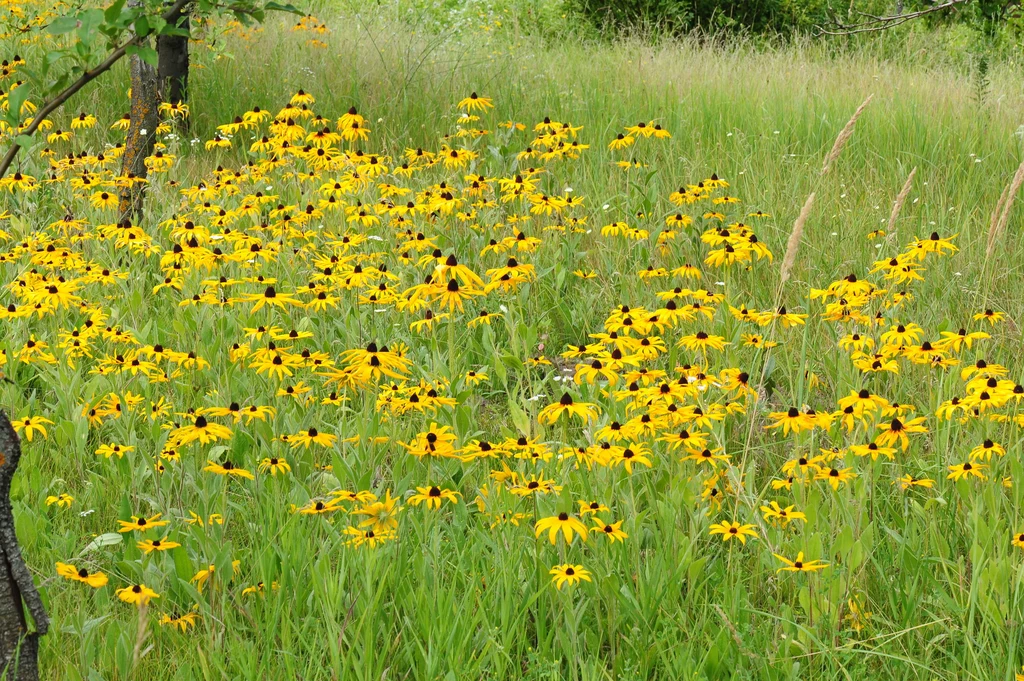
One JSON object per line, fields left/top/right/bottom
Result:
{"left": 47, "top": 15, "right": 81, "bottom": 35}
{"left": 13, "top": 134, "right": 33, "bottom": 148}
{"left": 77, "top": 8, "right": 104, "bottom": 43}
{"left": 79, "top": 533, "right": 123, "bottom": 555}
{"left": 264, "top": 1, "right": 303, "bottom": 15}
{"left": 7, "top": 82, "right": 29, "bottom": 120}
{"left": 126, "top": 44, "right": 158, "bottom": 67}
{"left": 104, "top": 0, "right": 126, "bottom": 24}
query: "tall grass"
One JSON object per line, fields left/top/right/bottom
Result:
{"left": 5, "top": 10, "right": 1024, "bottom": 681}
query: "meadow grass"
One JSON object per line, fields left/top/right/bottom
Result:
{"left": 3, "top": 9, "right": 1024, "bottom": 681}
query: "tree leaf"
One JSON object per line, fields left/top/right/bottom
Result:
{"left": 104, "top": 0, "right": 126, "bottom": 24}
{"left": 264, "top": 1, "right": 303, "bottom": 15}
{"left": 78, "top": 532, "right": 123, "bottom": 555}
{"left": 46, "top": 15, "right": 81, "bottom": 35}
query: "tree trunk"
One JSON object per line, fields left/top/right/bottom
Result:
{"left": 157, "top": 7, "right": 189, "bottom": 107}
{"left": 0, "top": 411, "right": 48, "bottom": 681}
{"left": 117, "top": 45, "right": 160, "bottom": 222}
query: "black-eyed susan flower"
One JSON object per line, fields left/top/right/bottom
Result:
{"left": 457, "top": 92, "right": 493, "bottom": 112}
{"left": 549, "top": 564, "right": 591, "bottom": 589}
{"left": 343, "top": 526, "right": 396, "bottom": 549}
{"left": 116, "top": 584, "right": 159, "bottom": 606}
{"left": 203, "top": 460, "right": 254, "bottom": 480}
{"left": 258, "top": 456, "right": 291, "bottom": 475}
{"left": 708, "top": 521, "right": 758, "bottom": 544}
{"left": 875, "top": 416, "right": 928, "bottom": 451}
{"left": 947, "top": 462, "right": 986, "bottom": 482}
{"left": 896, "top": 474, "right": 934, "bottom": 490}
{"left": 118, "top": 513, "right": 170, "bottom": 533}
{"left": 759, "top": 501, "right": 806, "bottom": 526}
{"left": 287, "top": 427, "right": 336, "bottom": 449}
{"left": 45, "top": 493, "right": 74, "bottom": 509}
{"left": 351, "top": 490, "right": 400, "bottom": 534}
{"left": 537, "top": 393, "right": 600, "bottom": 424}
{"left": 11, "top": 414, "right": 52, "bottom": 441}
{"left": 774, "top": 552, "right": 828, "bottom": 573}
{"left": 815, "top": 466, "right": 857, "bottom": 490}
{"left": 137, "top": 537, "right": 181, "bottom": 554}
{"left": 159, "top": 610, "right": 199, "bottom": 632}
{"left": 56, "top": 562, "right": 108, "bottom": 588}
{"left": 407, "top": 486, "right": 460, "bottom": 510}
{"left": 535, "top": 512, "right": 588, "bottom": 545}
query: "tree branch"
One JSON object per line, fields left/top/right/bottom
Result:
{"left": 0, "top": 0, "right": 192, "bottom": 180}
{"left": 815, "top": 0, "right": 971, "bottom": 36}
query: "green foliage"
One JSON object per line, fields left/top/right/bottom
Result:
{"left": 567, "top": 0, "right": 862, "bottom": 34}
{"left": 567, "top": 0, "right": 1024, "bottom": 37}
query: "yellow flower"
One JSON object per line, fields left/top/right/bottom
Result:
{"left": 457, "top": 92, "right": 494, "bottom": 112}
{"left": 815, "top": 466, "right": 857, "bottom": 490}
{"left": 407, "top": 486, "right": 460, "bottom": 510}
{"left": 45, "top": 493, "right": 74, "bottom": 508}
{"left": 159, "top": 610, "right": 199, "bottom": 632}
{"left": 537, "top": 393, "right": 600, "bottom": 424}
{"left": 351, "top": 490, "right": 401, "bottom": 533}
{"left": 947, "top": 462, "right": 986, "bottom": 482}
{"left": 774, "top": 552, "right": 828, "bottom": 573}
{"left": 535, "top": 512, "right": 589, "bottom": 545}
{"left": 759, "top": 501, "right": 806, "bottom": 526}
{"left": 56, "top": 562, "right": 108, "bottom": 588}
{"left": 708, "top": 521, "right": 758, "bottom": 544}
{"left": 592, "top": 519, "right": 628, "bottom": 543}
{"left": 258, "top": 456, "right": 292, "bottom": 475}
{"left": 117, "top": 584, "right": 160, "bottom": 606}
{"left": 12, "top": 415, "right": 53, "bottom": 441}
{"left": 118, "top": 513, "right": 170, "bottom": 533}
{"left": 203, "top": 460, "right": 255, "bottom": 480}
{"left": 549, "top": 564, "right": 591, "bottom": 589}
{"left": 895, "top": 474, "right": 934, "bottom": 490}
{"left": 95, "top": 443, "right": 134, "bottom": 459}
{"left": 137, "top": 537, "right": 181, "bottom": 554}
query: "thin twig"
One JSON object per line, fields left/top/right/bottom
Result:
{"left": 814, "top": 0, "right": 970, "bottom": 36}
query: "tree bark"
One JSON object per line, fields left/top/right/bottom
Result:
{"left": 0, "top": 411, "right": 48, "bottom": 681}
{"left": 157, "top": 6, "right": 189, "bottom": 107}
{"left": 117, "top": 41, "right": 160, "bottom": 222}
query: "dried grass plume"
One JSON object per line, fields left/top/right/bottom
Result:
{"left": 781, "top": 192, "right": 815, "bottom": 284}
{"left": 821, "top": 94, "right": 874, "bottom": 176}
{"left": 986, "top": 160, "right": 1024, "bottom": 259}
{"left": 887, "top": 167, "right": 917, "bottom": 233}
